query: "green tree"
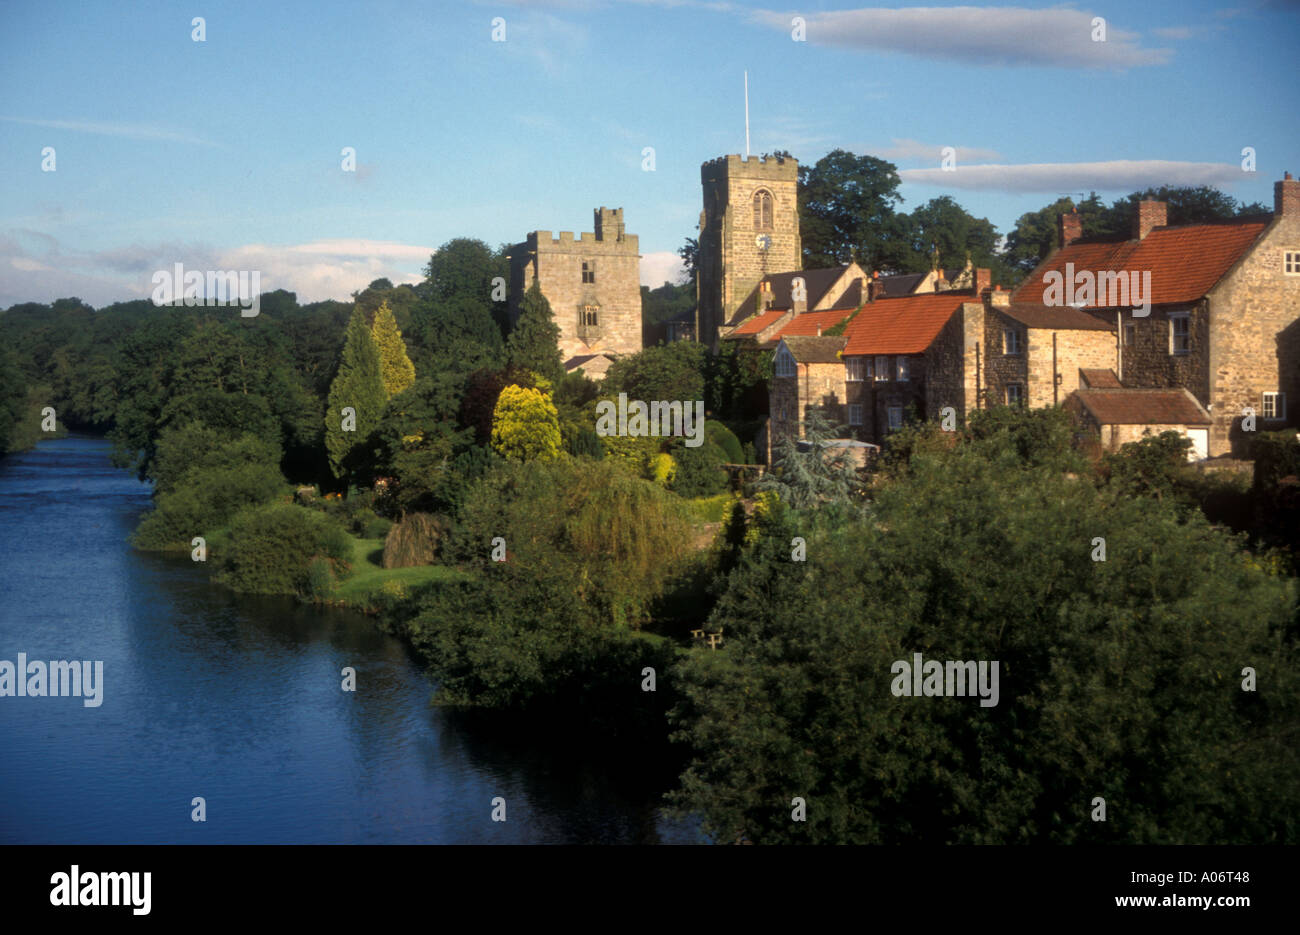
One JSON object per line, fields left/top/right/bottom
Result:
{"left": 491, "top": 384, "right": 562, "bottom": 462}
{"left": 799, "top": 149, "right": 908, "bottom": 271}
{"left": 671, "top": 439, "right": 1300, "bottom": 844}
{"left": 505, "top": 282, "right": 563, "bottom": 382}
{"left": 756, "top": 408, "right": 864, "bottom": 510}
{"left": 325, "top": 307, "right": 386, "bottom": 479}
{"left": 370, "top": 300, "right": 416, "bottom": 399}
{"left": 604, "top": 341, "right": 706, "bottom": 403}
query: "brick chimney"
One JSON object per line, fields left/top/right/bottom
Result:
{"left": 1276, "top": 172, "right": 1299, "bottom": 217}
{"left": 1133, "top": 200, "right": 1167, "bottom": 241}
{"left": 759, "top": 281, "right": 773, "bottom": 312}
{"left": 867, "top": 270, "right": 885, "bottom": 302}
{"left": 791, "top": 289, "right": 807, "bottom": 316}
{"left": 974, "top": 267, "right": 991, "bottom": 296}
{"left": 1059, "top": 210, "right": 1082, "bottom": 247}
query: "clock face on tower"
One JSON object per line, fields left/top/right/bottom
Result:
{"left": 755, "top": 234, "right": 772, "bottom": 251}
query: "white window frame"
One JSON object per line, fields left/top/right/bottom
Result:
{"left": 887, "top": 406, "right": 904, "bottom": 431}
{"left": 775, "top": 345, "right": 796, "bottom": 378}
{"left": 896, "top": 356, "right": 910, "bottom": 382}
{"left": 875, "top": 355, "right": 890, "bottom": 381}
{"left": 1007, "top": 383, "right": 1025, "bottom": 407}
{"left": 1124, "top": 322, "right": 1136, "bottom": 347}
{"left": 1169, "top": 311, "right": 1190, "bottom": 355}
{"left": 1284, "top": 250, "right": 1300, "bottom": 275}
{"left": 848, "top": 404, "right": 863, "bottom": 426}
{"left": 1003, "top": 328, "right": 1021, "bottom": 355}
{"left": 845, "top": 357, "right": 865, "bottom": 382}
{"left": 1262, "top": 391, "right": 1286, "bottom": 420}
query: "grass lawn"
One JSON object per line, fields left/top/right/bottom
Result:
{"left": 333, "top": 536, "right": 468, "bottom": 611}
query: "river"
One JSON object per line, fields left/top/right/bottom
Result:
{"left": 0, "top": 436, "right": 692, "bottom": 844}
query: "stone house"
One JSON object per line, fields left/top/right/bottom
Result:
{"left": 1015, "top": 174, "right": 1300, "bottom": 456}
{"left": 507, "top": 207, "right": 643, "bottom": 369}
{"left": 767, "top": 335, "right": 850, "bottom": 461}
{"left": 1065, "top": 387, "right": 1214, "bottom": 459}
{"left": 981, "top": 299, "right": 1116, "bottom": 409}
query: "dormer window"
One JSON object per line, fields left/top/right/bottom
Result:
{"left": 753, "top": 190, "right": 774, "bottom": 231}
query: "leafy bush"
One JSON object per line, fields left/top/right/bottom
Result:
{"left": 134, "top": 457, "right": 286, "bottom": 550}
{"left": 705, "top": 420, "right": 744, "bottom": 464}
{"left": 213, "top": 502, "right": 352, "bottom": 599}
{"left": 671, "top": 440, "right": 729, "bottom": 497}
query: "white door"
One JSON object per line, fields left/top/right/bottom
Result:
{"left": 1185, "top": 428, "right": 1208, "bottom": 461}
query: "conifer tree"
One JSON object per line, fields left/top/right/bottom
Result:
{"left": 325, "top": 306, "right": 386, "bottom": 478}
{"left": 370, "top": 299, "right": 416, "bottom": 399}
{"left": 506, "top": 282, "right": 563, "bottom": 383}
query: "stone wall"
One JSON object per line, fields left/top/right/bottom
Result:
{"left": 508, "top": 207, "right": 643, "bottom": 360}
{"left": 1206, "top": 212, "right": 1300, "bottom": 455}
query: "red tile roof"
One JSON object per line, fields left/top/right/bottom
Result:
{"left": 842, "top": 293, "right": 970, "bottom": 356}
{"left": 772, "top": 308, "right": 855, "bottom": 339}
{"left": 729, "top": 309, "right": 785, "bottom": 336}
{"left": 1015, "top": 218, "right": 1269, "bottom": 309}
{"left": 1072, "top": 388, "right": 1211, "bottom": 425}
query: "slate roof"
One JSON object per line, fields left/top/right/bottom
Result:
{"left": 1014, "top": 217, "right": 1270, "bottom": 309}
{"left": 1072, "top": 388, "right": 1212, "bottom": 425}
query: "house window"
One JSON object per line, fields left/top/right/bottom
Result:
{"left": 848, "top": 404, "right": 863, "bottom": 426}
{"left": 1263, "top": 392, "right": 1286, "bottom": 420}
{"left": 1003, "top": 328, "right": 1021, "bottom": 355}
{"left": 1285, "top": 251, "right": 1300, "bottom": 275}
{"left": 887, "top": 406, "right": 904, "bottom": 431}
{"left": 875, "top": 355, "right": 890, "bottom": 381}
{"left": 1169, "top": 312, "right": 1190, "bottom": 355}
{"left": 1007, "top": 384, "right": 1025, "bottom": 407}
{"left": 582, "top": 261, "right": 595, "bottom": 284}
{"left": 775, "top": 345, "right": 796, "bottom": 377}
{"left": 753, "top": 190, "right": 774, "bottom": 231}
{"left": 846, "top": 357, "right": 865, "bottom": 382}
{"left": 582, "top": 305, "right": 599, "bottom": 327}
{"left": 896, "top": 356, "right": 910, "bottom": 382}
{"left": 1124, "top": 322, "right": 1136, "bottom": 347}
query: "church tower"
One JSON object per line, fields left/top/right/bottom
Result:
{"left": 697, "top": 154, "right": 801, "bottom": 350}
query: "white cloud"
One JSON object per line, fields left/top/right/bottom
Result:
{"left": 868, "top": 138, "right": 1002, "bottom": 164}
{"left": 750, "top": 6, "right": 1171, "bottom": 69}
{"left": 0, "top": 234, "right": 435, "bottom": 308}
{"left": 640, "top": 251, "right": 687, "bottom": 287}
{"left": 0, "top": 116, "right": 219, "bottom": 147}
{"left": 898, "top": 160, "right": 1244, "bottom": 192}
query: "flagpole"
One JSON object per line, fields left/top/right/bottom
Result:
{"left": 744, "top": 71, "right": 750, "bottom": 156}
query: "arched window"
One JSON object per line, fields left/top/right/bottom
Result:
{"left": 753, "top": 190, "right": 774, "bottom": 231}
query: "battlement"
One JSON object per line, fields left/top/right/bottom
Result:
{"left": 525, "top": 207, "right": 636, "bottom": 251}
{"left": 701, "top": 153, "right": 798, "bottom": 183}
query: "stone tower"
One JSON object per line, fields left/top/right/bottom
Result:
{"left": 697, "top": 154, "right": 801, "bottom": 350}
{"left": 508, "top": 206, "right": 643, "bottom": 362}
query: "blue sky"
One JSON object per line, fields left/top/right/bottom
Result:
{"left": 1, "top": 0, "right": 1297, "bottom": 307}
